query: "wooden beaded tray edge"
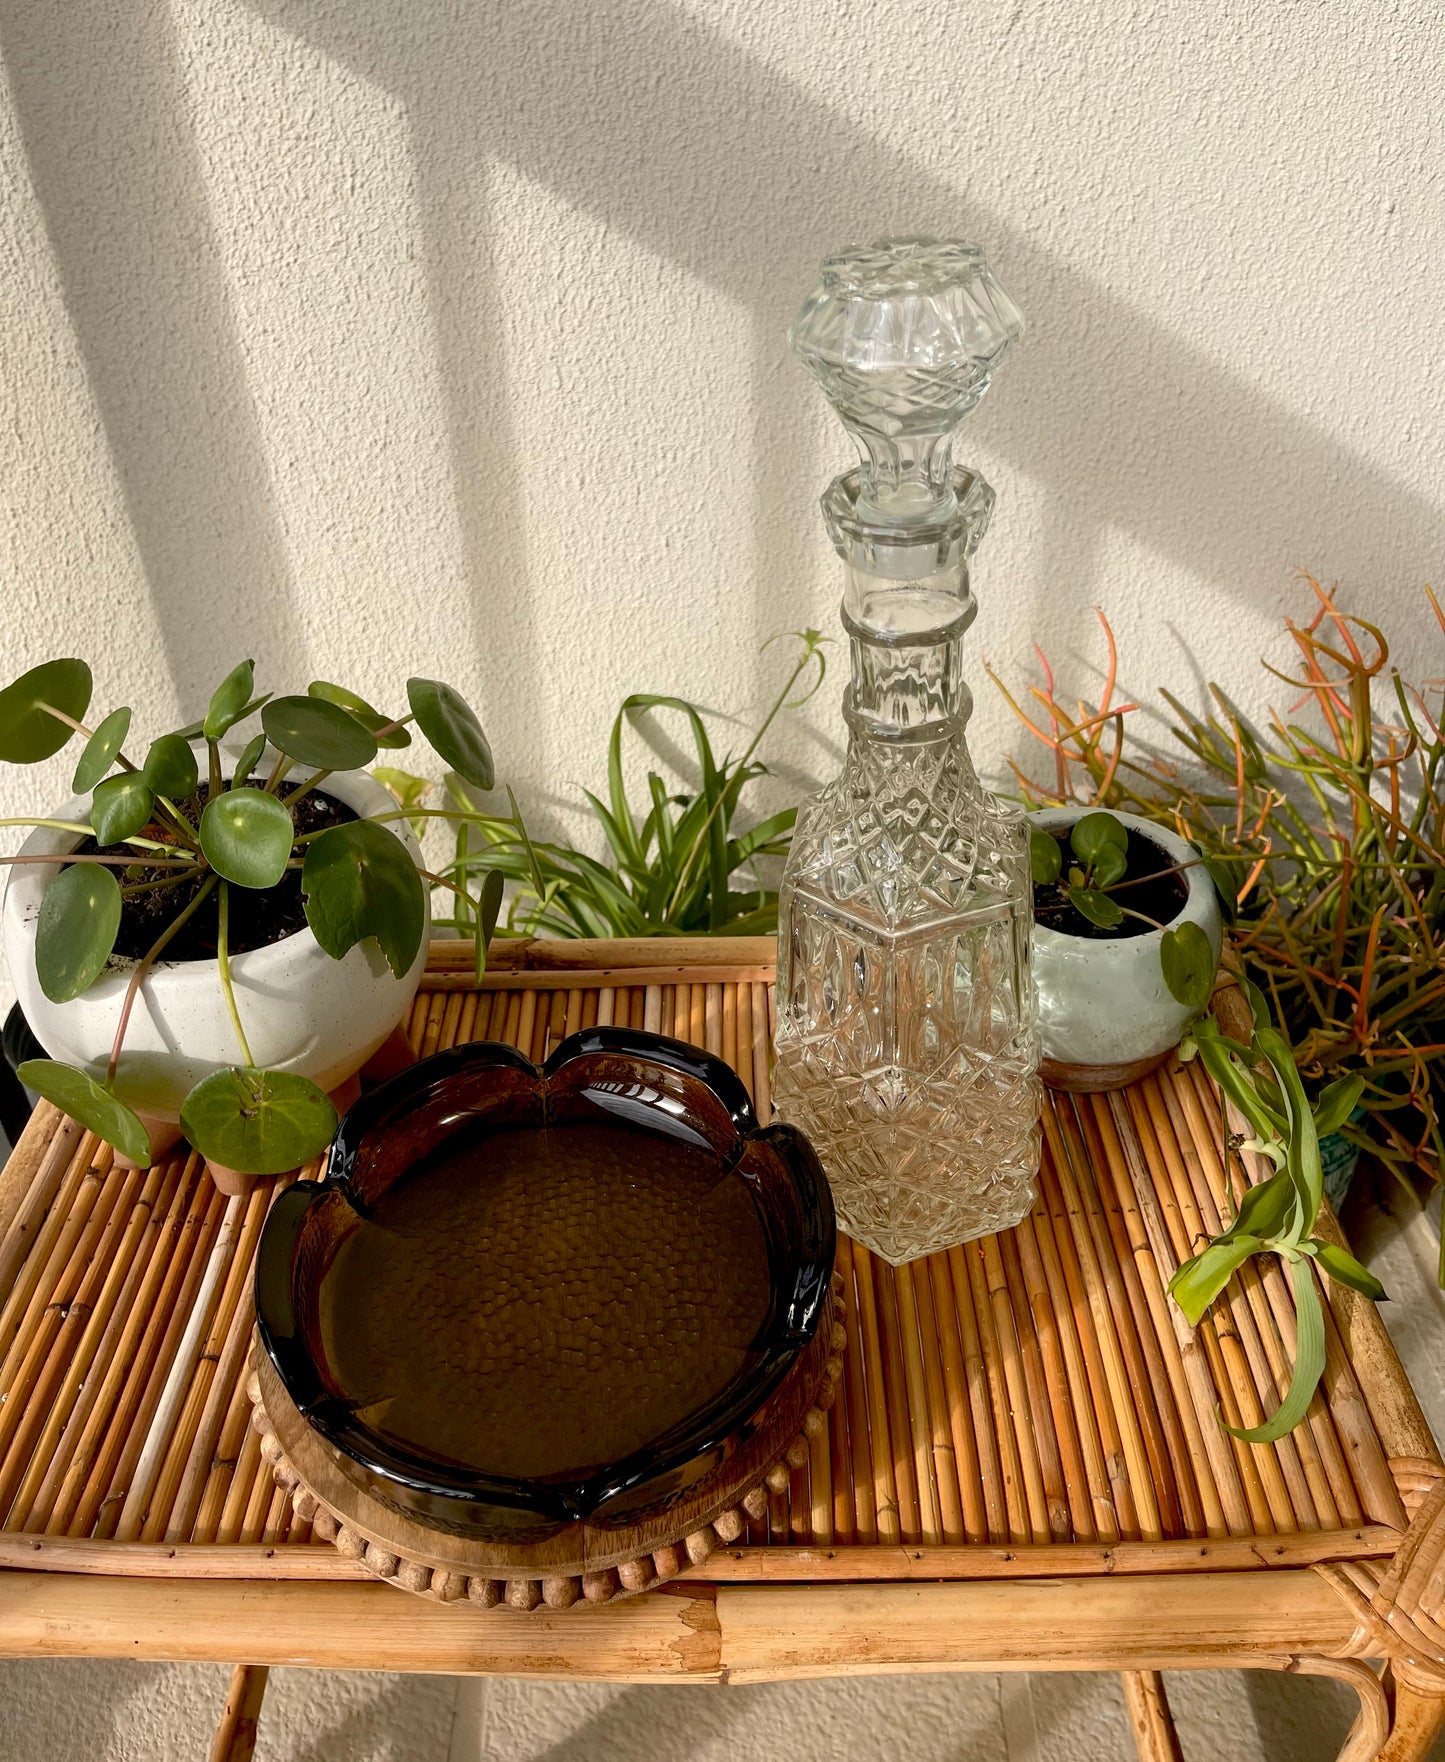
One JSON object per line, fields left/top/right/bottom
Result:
{"left": 248, "top": 1279, "right": 847, "bottom": 1611}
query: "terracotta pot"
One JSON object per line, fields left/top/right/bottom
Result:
{"left": 1028, "top": 807, "right": 1222, "bottom": 1092}
{"left": 2, "top": 748, "right": 429, "bottom": 1129}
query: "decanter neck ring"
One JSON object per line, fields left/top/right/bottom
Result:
{"left": 842, "top": 604, "right": 976, "bottom": 743}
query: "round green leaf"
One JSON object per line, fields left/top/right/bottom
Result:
{"left": 408, "top": 677, "right": 494, "bottom": 791}
{"left": 203, "top": 661, "right": 257, "bottom": 742}
{"left": 1068, "top": 885, "right": 1123, "bottom": 930}
{"left": 35, "top": 863, "right": 122, "bottom": 1002}
{"left": 1029, "top": 826, "right": 1062, "bottom": 885}
{"left": 0, "top": 659, "right": 93, "bottom": 763}
{"left": 1070, "top": 809, "right": 1128, "bottom": 867}
{"left": 180, "top": 1067, "right": 338, "bottom": 1175}
{"left": 72, "top": 707, "right": 132, "bottom": 794}
{"left": 231, "top": 731, "right": 268, "bottom": 788}
{"left": 1091, "top": 844, "right": 1128, "bottom": 889}
{"left": 309, "top": 681, "right": 411, "bottom": 749}
{"left": 17, "top": 1059, "right": 151, "bottom": 1165}
{"left": 199, "top": 788, "right": 294, "bottom": 888}
{"left": 1160, "top": 920, "right": 1216, "bottom": 1010}
{"left": 302, "top": 819, "right": 425, "bottom": 979}
{"left": 262, "top": 696, "right": 378, "bottom": 771}
{"left": 90, "top": 774, "right": 155, "bottom": 847}
{"left": 142, "top": 733, "right": 199, "bottom": 800}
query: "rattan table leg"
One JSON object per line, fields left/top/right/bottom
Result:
{"left": 1121, "top": 1671, "right": 1184, "bottom": 1761}
{"left": 208, "top": 1663, "right": 269, "bottom": 1762}
{"left": 1378, "top": 1664, "right": 1445, "bottom": 1762}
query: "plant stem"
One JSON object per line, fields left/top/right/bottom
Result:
{"left": 1119, "top": 905, "right": 1170, "bottom": 932}
{"left": 207, "top": 739, "right": 222, "bottom": 801}
{"left": 281, "top": 769, "right": 331, "bottom": 810}
{"left": 0, "top": 817, "right": 100, "bottom": 835}
{"left": 106, "top": 874, "right": 218, "bottom": 1087}
{"left": 0, "top": 852, "right": 198, "bottom": 868}
{"left": 263, "top": 752, "right": 292, "bottom": 795}
{"left": 121, "top": 872, "right": 195, "bottom": 898}
{"left": 149, "top": 795, "right": 204, "bottom": 851}
{"left": 37, "top": 702, "right": 103, "bottom": 745}
{"left": 418, "top": 868, "right": 478, "bottom": 912}
{"left": 371, "top": 713, "right": 415, "bottom": 742}
{"left": 216, "top": 883, "right": 254, "bottom": 1067}
{"left": 0, "top": 816, "right": 197, "bottom": 855}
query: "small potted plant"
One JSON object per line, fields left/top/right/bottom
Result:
{"left": 0, "top": 657, "right": 501, "bottom": 1192}
{"left": 1028, "top": 806, "right": 1224, "bottom": 1089}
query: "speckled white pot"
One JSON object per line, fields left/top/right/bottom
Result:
{"left": 2, "top": 748, "right": 429, "bottom": 1122}
{"left": 1029, "top": 807, "right": 1222, "bottom": 1087}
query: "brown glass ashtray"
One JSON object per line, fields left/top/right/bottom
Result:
{"left": 255, "top": 1028, "right": 835, "bottom": 1547}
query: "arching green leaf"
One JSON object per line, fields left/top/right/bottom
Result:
{"left": 1223, "top": 1257, "right": 1325, "bottom": 1442}
{"left": 1224, "top": 1168, "right": 1299, "bottom": 1246}
{"left": 203, "top": 661, "right": 257, "bottom": 741}
{"left": 262, "top": 696, "right": 378, "bottom": 771}
{"left": 35, "top": 863, "right": 122, "bottom": 1002}
{"left": 17, "top": 1060, "right": 150, "bottom": 1165}
{"left": 302, "top": 819, "right": 425, "bottom": 978}
{"left": 199, "top": 787, "right": 294, "bottom": 888}
{"left": 1161, "top": 920, "right": 1215, "bottom": 1010}
{"left": 1029, "top": 826, "right": 1062, "bottom": 885}
{"left": 231, "top": 732, "right": 268, "bottom": 788}
{"left": 72, "top": 707, "right": 131, "bottom": 793}
{"left": 0, "top": 659, "right": 92, "bottom": 763}
{"left": 478, "top": 866, "right": 504, "bottom": 947}
{"left": 408, "top": 678, "right": 493, "bottom": 790}
{"left": 309, "top": 681, "right": 411, "bottom": 749}
{"left": 1313, "top": 1073, "right": 1365, "bottom": 1139}
{"left": 1314, "top": 1240, "right": 1387, "bottom": 1302}
{"left": 1168, "top": 1235, "right": 1260, "bottom": 1327}
{"left": 142, "top": 733, "right": 199, "bottom": 800}
{"left": 181, "top": 1067, "right": 337, "bottom": 1175}
{"left": 91, "top": 775, "right": 155, "bottom": 847}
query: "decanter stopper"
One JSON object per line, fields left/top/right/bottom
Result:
{"left": 789, "top": 237, "right": 1023, "bottom": 526}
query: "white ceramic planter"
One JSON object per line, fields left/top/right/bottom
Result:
{"left": 2, "top": 749, "right": 429, "bottom": 1122}
{"left": 1029, "top": 807, "right": 1222, "bottom": 1091}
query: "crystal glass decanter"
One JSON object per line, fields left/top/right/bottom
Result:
{"left": 772, "top": 237, "right": 1042, "bottom": 1265}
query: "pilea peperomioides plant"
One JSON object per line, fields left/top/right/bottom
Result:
{"left": 1028, "top": 808, "right": 1222, "bottom": 1011}
{"left": 0, "top": 657, "right": 503, "bottom": 1177}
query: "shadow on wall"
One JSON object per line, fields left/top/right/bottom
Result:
{"left": 5, "top": 0, "right": 1441, "bottom": 716}
{"left": 0, "top": 0, "right": 304, "bottom": 704}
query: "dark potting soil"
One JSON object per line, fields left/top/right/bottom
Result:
{"left": 68, "top": 787, "right": 357, "bottom": 963}
{"left": 1032, "top": 825, "right": 1189, "bottom": 941}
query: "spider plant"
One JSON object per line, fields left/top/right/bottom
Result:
{"left": 385, "top": 631, "right": 828, "bottom": 941}
{"left": 1171, "top": 979, "right": 1382, "bottom": 1442}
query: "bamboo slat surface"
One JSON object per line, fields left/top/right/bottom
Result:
{"left": 0, "top": 939, "right": 1435, "bottom": 1584}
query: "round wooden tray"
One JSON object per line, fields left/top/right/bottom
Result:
{"left": 248, "top": 1275, "right": 845, "bottom": 1610}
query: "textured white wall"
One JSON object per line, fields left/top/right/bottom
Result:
{"left": 1, "top": 0, "right": 1442, "bottom": 972}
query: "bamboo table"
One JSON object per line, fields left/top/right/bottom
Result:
{"left": 1, "top": 938, "right": 1444, "bottom": 1762}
